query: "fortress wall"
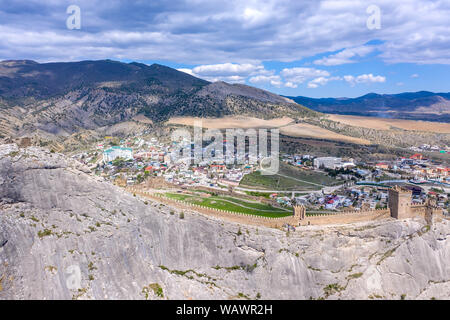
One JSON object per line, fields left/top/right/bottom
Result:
{"left": 127, "top": 187, "right": 393, "bottom": 228}
{"left": 408, "top": 204, "right": 445, "bottom": 221}
{"left": 408, "top": 204, "right": 426, "bottom": 218}
{"left": 127, "top": 186, "right": 445, "bottom": 228}
{"left": 300, "top": 209, "right": 391, "bottom": 226}
{"left": 127, "top": 187, "right": 297, "bottom": 229}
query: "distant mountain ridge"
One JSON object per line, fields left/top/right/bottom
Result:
{"left": 0, "top": 59, "right": 314, "bottom": 138}
{"left": 287, "top": 91, "right": 450, "bottom": 122}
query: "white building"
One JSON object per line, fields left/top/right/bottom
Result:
{"left": 103, "top": 146, "right": 133, "bottom": 163}
{"left": 314, "top": 157, "right": 354, "bottom": 169}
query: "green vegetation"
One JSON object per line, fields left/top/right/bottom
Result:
{"left": 162, "top": 192, "right": 291, "bottom": 218}
{"left": 307, "top": 266, "right": 322, "bottom": 272}
{"left": 150, "top": 283, "right": 164, "bottom": 298}
{"left": 418, "top": 225, "right": 431, "bottom": 236}
{"left": 213, "top": 263, "right": 257, "bottom": 273}
{"left": 244, "top": 191, "right": 272, "bottom": 198}
{"left": 237, "top": 292, "right": 250, "bottom": 299}
{"left": 347, "top": 272, "right": 363, "bottom": 280}
{"left": 431, "top": 188, "right": 444, "bottom": 194}
{"left": 159, "top": 266, "right": 216, "bottom": 283}
{"left": 72, "top": 287, "right": 87, "bottom": 300}
{"left": 221, "top": 196, "right": 289, "bottom": 211}
{"left": 112, "top": 157, "right": 128, "bottom": 168}
{"left": 37, "top": 229, "right": 53, "bottom": 238}
{"left": 377, "top": 245, "right": 400, "bottom": 265}
{"left": 323, "top": 283, "right": 345, "bottom": 297}
{"left": 45, "top": 265, "right": 58, "bottom": 273}
{"left": 88, "top": 261, "right": 97, "bottom": 271}
{"left": 142, "top": 283, "right": 164, "bottom": 299}
{"left": 239, "top": 162, "right": 340, "bottom": 191}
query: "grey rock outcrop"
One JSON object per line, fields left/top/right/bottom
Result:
{"left": 0, "top": 144, "right": 449, "bottom": 300}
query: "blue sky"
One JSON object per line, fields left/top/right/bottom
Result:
{"left": 0, "top": 0, "right": 449, "bottom": 98}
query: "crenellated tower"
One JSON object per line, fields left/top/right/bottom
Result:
{"left": 293, "top": 204, "right": 306, "bottom": 223}
{"left": 388, "top": 186, "right": 412, "bottom": 219}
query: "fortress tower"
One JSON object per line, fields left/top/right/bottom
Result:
{"left": 425, "top": 197, "right": 437, "bottom": 225}
{"left": 293, "top": 204, "right": 306, "bottom": 223}
{"left": 388, "top": 186, "right": 412, "bottom": 219}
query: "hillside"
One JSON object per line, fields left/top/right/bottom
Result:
{"left": 288, "top": 92, "right": 450, "bottom": 122}
{"left": 0, "top": 59, "right": 315, "bottom": 139}
{"left": 1, "top": 60, "right": 449, "bottom": 152}
{"left": 0, "top": 144, "right": 449, "bottom": 299}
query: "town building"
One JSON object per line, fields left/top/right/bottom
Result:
{"left": 103, "top": 146, "right": 133, "bottom": 163}
{"left": 313, "top": 157, "right": 355, "bottom": 170}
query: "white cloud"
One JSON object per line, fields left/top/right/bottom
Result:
{"left": 284, "top": 81, "right": 298, "bottom": 88}
{"left": 411, "top": 73, "right": 419, "bottom": 78}
{"left": 307, "top": 76, "right": 341, "bottom": 88}
{"left": 192, "top": 63, "right": 264, "bottom": 77}
{"left": 0, "top": 0, "right": 449, "bottom": 66}
{"left": 177, "top": 68, "right": 195, "bottom": 76}
{"left": 178, "top": 62, "right": 275, "bottom": 83}
{"left": 314, "top": 45, "right": 376, "bottom": 66}
{"left": 249, "top": 75, "right": 282, "bottom": 87}
{"left": 180, "top": 61, "right": 387, "bottom": 90}
{"left": 343, "top": 73, "right": 386, "bottom": 86}
{"left": 281, "top": 67, "right": 330, "bottom": 86}
{"left": 182, "top": 63, "right": 387, "bottom": 90}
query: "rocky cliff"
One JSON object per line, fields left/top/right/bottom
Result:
{"left": 0, "top": 144, "right": 449, "bottom": 300}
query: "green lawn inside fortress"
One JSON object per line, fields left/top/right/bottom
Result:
{"left": 162, "top": 192, "right": 293, "bottom": 218}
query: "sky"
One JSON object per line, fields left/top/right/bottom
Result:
{"left": 0, "top": 0, "right": 450, "bottom": 98}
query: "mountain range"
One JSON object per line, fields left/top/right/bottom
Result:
{"left": 0, "top": 59, "right": 314, "bottom": 138}
{"left": 1, "top": 59, "right": 449, "bottom": 152}
{"left": 287, "top": 92, "right": 450, "bottom": 122}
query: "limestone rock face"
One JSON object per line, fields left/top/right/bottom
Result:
{"left": 0, "top": 144, "right": 449, "bottom": 300}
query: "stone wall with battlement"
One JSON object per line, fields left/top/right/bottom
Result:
{"left": 408, "top": 204, "right": 444, "bottom": 219}
{"left": 299, "top": 208, "right": 391, "bottom": 226}
{"left": 127, "top": 187, "right": 298, "bottom": 229}
{"left": 126, "top": 186, "right": 445, "bottom": 229}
